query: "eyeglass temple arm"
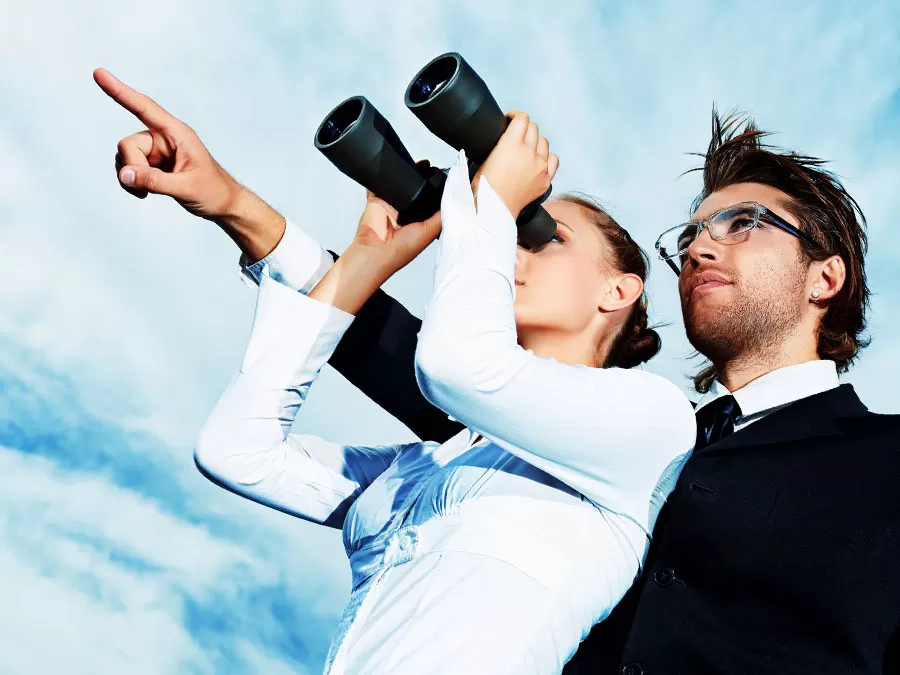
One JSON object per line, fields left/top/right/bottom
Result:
{"left": 760, "top": 209, "right": 824, "bottom": 250}
{"left": 657, "top": 246, "right": 681, "bottom": 275}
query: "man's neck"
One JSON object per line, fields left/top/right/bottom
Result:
{"left": 712, "top": 321, "right": 822, "bottom": 392}
{"left": 716, "top": 351, "right": 822, "bottom": 392}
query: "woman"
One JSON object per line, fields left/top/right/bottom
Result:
{"left": 196, "top": 113, "right": 696, "bottom": 674}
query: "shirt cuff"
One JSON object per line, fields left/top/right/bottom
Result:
{"left": 433, "top": 150, "right": 517, "bottom": 290}
{"left": 241, "top": 268, "right": 355, "bottom": 389}
{"left": 239, "top": 219, "right": 335, "bottom": 294}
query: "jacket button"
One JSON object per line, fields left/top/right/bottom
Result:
{"left": 653, "top": 567, "right": 676, "bottom": 587}
{"left": 621, "top": 663, "right": 644, "bottom": 675}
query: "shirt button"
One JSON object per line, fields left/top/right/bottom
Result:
{"left": 653, "top": 567, "right": 676, "bottom": 587}
{"left": 621, "top": 663, "right": 644, "bottom": 675}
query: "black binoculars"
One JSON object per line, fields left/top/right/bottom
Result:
{"left": 313, "top": 52, "right": 556, "bottom": 250}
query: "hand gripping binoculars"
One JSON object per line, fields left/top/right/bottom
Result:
{"left": 313, "top": 52, "right": 557, "bottom": 250}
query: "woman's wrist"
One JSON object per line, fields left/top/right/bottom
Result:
{"left": 307, "top": 245, "right": 395, "bottom": 315}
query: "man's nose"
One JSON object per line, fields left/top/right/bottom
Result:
{"left": 685, "top": 226, "right": 724, "bottom": 267}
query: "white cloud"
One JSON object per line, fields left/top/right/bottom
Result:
{"left": 0, "top": 546, "right": 209, "bottom": 675}
{"left": 0, "top": 447, "right": 258, "bottom": 582}
{"left": 0, "top": 448, "right": 256, "bottom": 673}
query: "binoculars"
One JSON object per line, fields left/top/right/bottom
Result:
{"left": 313, "top": 52, "right": 556, "bottom": 250}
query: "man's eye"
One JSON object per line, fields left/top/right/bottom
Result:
{"left": 550, "top": 233, "right": 565, "bottom": 244}
{"left": 726, "top": 217, "right": 756, "bottom": 233}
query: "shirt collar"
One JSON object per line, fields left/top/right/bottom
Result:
{"left": 695, "top": 360, "right": 840, "bottom": 418}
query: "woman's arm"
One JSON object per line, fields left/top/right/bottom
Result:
{"left": 414, "top": 151, "right": 696, "bottom": 516}
{"left": 239, "top": 219, "right": 463, "bottom": 444}
{"left": 196, "top": 270, "right": 413, "bottom": 528}
{"left": 239, "top": 221, "right": 462, "bottom": 443}
{"left": 323, "top": 262, "right": 465, "bottom": 443}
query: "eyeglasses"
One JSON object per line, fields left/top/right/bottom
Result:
{"left": 654, "top": 201, "right": 824, "bottom": 275}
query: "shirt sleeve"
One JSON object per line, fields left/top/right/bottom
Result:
{"left": 239, "top": 219, "right": 335, "bottom": 294}
{"left": 414, "top": 151, "right": 696, "bottom": 522}
{"left": 196, "top": 269, "right": 409, "bottom": 528}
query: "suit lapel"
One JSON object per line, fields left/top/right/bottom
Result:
{"left": 701, "top": 384, "right": 868, "bottom": 454}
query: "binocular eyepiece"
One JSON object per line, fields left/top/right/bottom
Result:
{"left": 314, "top": 52, "right": 556, "bottom": 249}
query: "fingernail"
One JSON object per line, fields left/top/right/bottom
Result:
{"left": 121, "top": 168, "right": 135, "bottom": 186}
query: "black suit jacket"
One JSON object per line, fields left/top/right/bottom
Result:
{"left": 328, "top": 286, "right": 900, "bottom": 674}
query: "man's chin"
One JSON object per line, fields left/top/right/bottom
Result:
{"left": 682, "top": 292, "right": 729, "bottom": 320}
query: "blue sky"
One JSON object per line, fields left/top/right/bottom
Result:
{"left": 1, "top": 1, "right": 898, "bottom": 672}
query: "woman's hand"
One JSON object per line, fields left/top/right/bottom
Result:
{"left": 348, "top": 179, "right": 443, "bottom": 278}
{"left": 307, "top": 180, "right": 441, "bottom": 315}
{"left": 474, "top": 111, "right": 559, "bottom": 219}
{"left": 94, "top": 67, "right": 284, "bottom": 261}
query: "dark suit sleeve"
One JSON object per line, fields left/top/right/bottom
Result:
{"left": 325, "top": 251, "right": 464, "bottom": 444}
{"left": 885, "top": 623, "right": 900, "bottom": 674}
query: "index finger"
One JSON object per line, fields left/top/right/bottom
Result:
{"left": 93, "top": 67, "right": 181, "bottom": 131}
{"left": 504, "top": 111, "right": 530, "bottom": 138}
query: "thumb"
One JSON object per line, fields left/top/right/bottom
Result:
{"left": 119, "top": 165, "right": 183, "bottom": 197}
{"left": 409, "top": 212, "right": 443, "bottom": 247}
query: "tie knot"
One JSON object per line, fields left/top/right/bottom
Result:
{"left": 694, "top": 394, "right": 742, "bottom": 451}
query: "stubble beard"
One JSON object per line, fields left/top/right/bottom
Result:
{"left": 684, "top": 266, "right": 807, "bottom": 368}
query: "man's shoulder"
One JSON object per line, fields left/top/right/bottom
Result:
{"left": 860, "top": 410, "right": 900, "bottom": 424}
{"left": 845, "top": 409, "right": 900, "bottom": 439}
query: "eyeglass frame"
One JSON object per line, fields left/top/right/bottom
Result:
{"left": 655, "top": 201, "right": 825, "bottom": 275}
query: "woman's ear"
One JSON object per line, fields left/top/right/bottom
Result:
{"left": 598, "top": 273, "right": 643, "bottom": 313}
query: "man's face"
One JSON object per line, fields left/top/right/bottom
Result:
{"left": 678, "top": 182, "right": 811, "bottom": 364}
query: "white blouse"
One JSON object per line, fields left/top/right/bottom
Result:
{"left": 197, "top": 152, "right": 696, "bottom": 674}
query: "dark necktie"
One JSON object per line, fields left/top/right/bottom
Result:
{"left": 694, "top": 394, "right": 742, "bottom": 451}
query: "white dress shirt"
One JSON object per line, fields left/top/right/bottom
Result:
{"left": 238, "top": 214, "right": 335, "bottom": 293}
{"left": 695, "top": 359, "right": 840, "bottom": 432}
{"left": 198, "top": 152, "right": 696, "bottom": 674}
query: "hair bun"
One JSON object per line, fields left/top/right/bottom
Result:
{"left": 609, "top": 302, "right": 662, "bottom": 369}
{"left": 617, "top": 327, "right": 662, "bottom": 368}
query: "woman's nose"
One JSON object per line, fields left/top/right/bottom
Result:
{"left": 515, "top": 246, "right": 529, "bottom": 271}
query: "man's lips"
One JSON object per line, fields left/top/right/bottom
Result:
{"left": 515, "top": 280, "right": 525, "bottom": 286}
{"left": 684, "top": 272, "right": 730, "bottom": 301}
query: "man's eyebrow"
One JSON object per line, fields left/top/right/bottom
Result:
{"left": 554, "top": 219, "right": 575, "bottom": 233}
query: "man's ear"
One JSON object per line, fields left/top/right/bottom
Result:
{"left": 599, "top": 273, "right": 643, "bottom": 313}
{"left": 809, "top": 255, "right": 846, "bottom": 304}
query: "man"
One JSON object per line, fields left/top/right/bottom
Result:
{"left": 96, "top": 68, "right": 899, "bottom": 674}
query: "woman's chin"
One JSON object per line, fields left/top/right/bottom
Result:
{"left": 513, "top": 312, "right": 543, "bottom": 336}
{"left": 513, "top": 305, "right": 529, "bottom": 328}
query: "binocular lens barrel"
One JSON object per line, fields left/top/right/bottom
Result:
{"left": 405, "top": 53, "right": 557, "bottom": 248}
{"left": 314, "top": 96, "right": 437, "bottom": 220}
{"left": 405, "top": 53, "right": 506, "bottom": 166}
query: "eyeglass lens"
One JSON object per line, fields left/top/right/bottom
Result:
{"left": 660, "top": 203, "right": 759, "bottom": 268}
